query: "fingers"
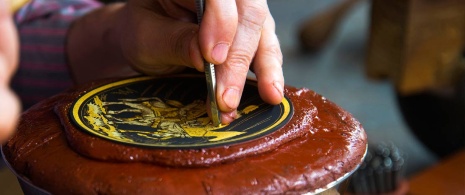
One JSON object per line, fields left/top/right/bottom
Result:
{"left": 120, "top": 3, "right": 203, "bottom": 75}
{"left": 122, "top": 0, "right": 284, "bottom": 125}
{"left": 0, "top": 0, "right": 18, "bottom": 83}
{"left": 0, "top": 0, "right": 20, "bottom": 143}
{"left": 200, "top": 0, "right": 237, "bottom": 64}
{"left": 215, "top": 0, "right": 270, "bottom": 124}
{"left": 253, "top": 13, "right": 284, "bottom": 105}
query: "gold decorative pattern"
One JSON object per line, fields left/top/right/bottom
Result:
{"left": 70, "top": 76, "right": 293, "bottom": 148}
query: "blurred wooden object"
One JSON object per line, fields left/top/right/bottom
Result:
{"left": 298, "top": 0, "right": 361, "bottom": 51}
{"left": 366, "top": 0, "right": 465, "bottom": 95}
{"left": 408, "top": 149, "right": 465, "bottom": 195}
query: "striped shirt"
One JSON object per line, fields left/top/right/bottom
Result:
{"left": 11, "top": 0, "right": 101, "bottom": 109}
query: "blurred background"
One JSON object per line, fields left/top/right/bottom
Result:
{"left": 272, "top": 0, "right": 464, "bottom": 194}
{"left": 1, "top": 0, "right": 464, "bottom": 194}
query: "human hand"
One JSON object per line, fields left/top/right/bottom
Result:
{"left": 122, "top": 0, "right": 284, "bottom": 124}
{"left": 68, "top": 0, "right": 284, "bottom": 125}
{"left": 0, "top": 0, "right": 21, "bottom": 143}
{"left": 198, "top": 0, "right": 284, "bottom": 124}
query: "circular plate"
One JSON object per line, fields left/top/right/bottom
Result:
{"left": 70, "top": 75, "right": 293, "bottom": 149}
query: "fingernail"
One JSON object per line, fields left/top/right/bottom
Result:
{"left": 212, "top": 43, "right": 229, "bottom": 64}
{"left": 273, "top": 81, "right": 284, "bottom": 97}
{"left": 223, "top": 87, "right": 240, "bottom": 110}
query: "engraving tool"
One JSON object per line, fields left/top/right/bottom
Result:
{"left": 195, "top": 0, "right": 221, "bottom": 127}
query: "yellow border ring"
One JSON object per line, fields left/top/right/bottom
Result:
{"left": 70, "top": 76, "right": 293, "bottom": 148}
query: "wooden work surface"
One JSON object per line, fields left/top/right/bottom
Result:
{"left": 408, "top": 149, "right": 465, "bottom": 195}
